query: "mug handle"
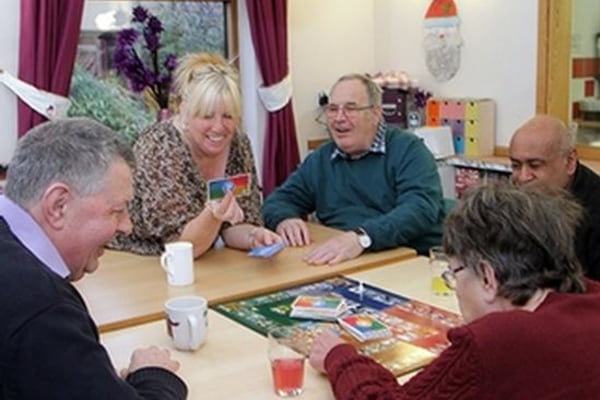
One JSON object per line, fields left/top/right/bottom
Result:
{"left": 187, "top": 314, "right": 201, "bottom": 350}
{"left": 160, "top": 252, "right": 174, "bottom": 279}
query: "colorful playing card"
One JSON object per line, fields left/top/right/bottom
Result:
{"left": 289, "top": 295, "right": 347, "bottom": 321}
{"left": 338, "top": 313, "right": 392, "bottom": 342}
{"left": 207, "top": 173, "right": 251, "bottom": 200}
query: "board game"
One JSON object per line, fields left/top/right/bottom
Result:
{"left": 213, "top": 276, "right": 463, "bottom": 376}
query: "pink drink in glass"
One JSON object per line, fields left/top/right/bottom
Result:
{"left": 271, "top": 358, "right": 305, "bottom": 397}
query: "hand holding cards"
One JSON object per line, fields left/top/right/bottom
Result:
{"left": 207, "top": 173, "right": 251, "bottom": 201}
{"left": 248, "top": 242, "right": 285, "bottom": 258}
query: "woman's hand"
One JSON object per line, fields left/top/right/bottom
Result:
{"left": 309, "top": 330, "right": 345, "bottom": 374}
{"left": 205, "top": 190, "right": 244, "bottom": 224}
{"left": 248, "top": 226, "right": 283, "bottom": 248}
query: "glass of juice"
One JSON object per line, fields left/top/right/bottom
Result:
{"left": 268, "top": 326, "right": 305, "bottom": 397}
{"left": 429, "top": 246, "right": 452, "bottom": 296}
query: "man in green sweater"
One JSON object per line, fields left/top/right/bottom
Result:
{"left": 262, "top": 73, "right": 445, "bottom": 265}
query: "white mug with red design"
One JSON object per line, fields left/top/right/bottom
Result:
{"left": 165, "top": 295, "right": 208, "bottom": 351}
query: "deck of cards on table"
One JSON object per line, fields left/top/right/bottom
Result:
{"left": 289, "top": 295, "right": 347, "bottom": 321}
{"left": 338, "top": 312, "right": 393, "bottom": 342}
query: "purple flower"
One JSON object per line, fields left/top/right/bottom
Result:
{"left": 144, "top": 29, "right": 160, "bottom": 52}
{"left": 157, "top": 73, "right": 171, "bottom": 86}
{"left": 117, "top": 29, "right": 139, "bottom": 46}
{"left": 130, "top": 79, "right": 148, "bottom": 93}
{"left": 113, "top": 7, "right": 175, "bottom": 109}
{"left": 144, "top": 69, "right": 157, "bottom": 85}
{"left": 147, "top": 16, "right": 163, "bottom": 34}
{"left": 412, "top": 88, "right": 432, "bottom": 110}
{"left": 132, "top": 6, "right": 148, "bottom": 23}
{"left": 164, "top": 54, "right": 178, "bottom": 71}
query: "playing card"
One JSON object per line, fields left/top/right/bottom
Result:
{"left": 248, "top": 242, "right": 285, "bottom": 258}
{"left": 207, "top": 173, "right": 251, "bottom": 201}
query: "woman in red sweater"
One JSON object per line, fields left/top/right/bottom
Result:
{"left": 309, "top": 182, "right": 600, "bottom": 399}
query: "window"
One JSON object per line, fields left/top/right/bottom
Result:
{"left": 69, "top": 0, "right": 236, "bottom": 143}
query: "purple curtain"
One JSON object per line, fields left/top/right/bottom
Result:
{"left": 18, "top": 0, "right": 84, "bottom": 137}
{"left": 246, "top": 0, "right": 300, "bottom": 197}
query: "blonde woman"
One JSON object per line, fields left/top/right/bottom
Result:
{"left": 110, "top": 53, "right": 281, "bottom": 258}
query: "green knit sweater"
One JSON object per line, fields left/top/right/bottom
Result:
{"left": 262, "top": 126, "right": 444, "bottom": 254}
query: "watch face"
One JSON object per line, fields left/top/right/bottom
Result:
{"left": 354, "top": 228, "right": 372, "bottom": 249}
{"left": 358, "top": 233, "right": 372, "bottom": 248}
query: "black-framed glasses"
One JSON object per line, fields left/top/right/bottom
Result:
{"left": 441, "top": 265, "right": 467, "bottom": 290}
{"left": 324, "top": 103, "right": 373, "bottom": 118}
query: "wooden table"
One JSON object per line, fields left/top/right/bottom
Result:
{"left": 101, "top": 311, "right": 334, "bottom": 399}
{"left": 101, "top": 256, "right": 458, "bottom": 399}
{"left": 77, "top": 223, "right": 416, "bottom": 332}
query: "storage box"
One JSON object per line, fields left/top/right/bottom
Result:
{"left": 426, "top": 98, "right": 495, "bottom": 156}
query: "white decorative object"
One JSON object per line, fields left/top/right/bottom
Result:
{"left": 257, "top": 74, "right": 292, "bottom": 112}
{"left": 423, "top": 0, "right": 462, "bottom": 82}
{"left": 0, "top": 69, "right": 70, "bottom": 119}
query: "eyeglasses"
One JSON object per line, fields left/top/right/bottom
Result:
{"left": 324, "top": 103, "right": 373, "bottom": 118}
{"left": 441, "top": 265, "right": 467, "bottom": 290}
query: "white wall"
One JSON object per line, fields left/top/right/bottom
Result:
{"left": 0, "top": 0, "right": 19, "bottom": 165}
{"left": 288, "top": 0, "right": 376, "bottom": 158}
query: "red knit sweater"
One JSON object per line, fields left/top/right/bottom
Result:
{"left": 325, "top": 280, "right": 600, "bottom": 399}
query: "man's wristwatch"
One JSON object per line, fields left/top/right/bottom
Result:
{"left": 353, "top": 227, "right": 372, "bottom": 249}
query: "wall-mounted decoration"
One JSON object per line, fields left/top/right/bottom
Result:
{"left": 423, "top": 0, "right": 462, "bottom": 82}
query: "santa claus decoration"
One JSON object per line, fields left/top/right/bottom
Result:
{"left": 423, "top": 0, "right": 462, "bottom": 82}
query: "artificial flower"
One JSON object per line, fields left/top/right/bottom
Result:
{"left": 114, "top": 6, "right": 176, "bottom": 109}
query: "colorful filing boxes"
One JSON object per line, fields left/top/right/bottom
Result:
{"left": 425, "top": 98, "right": 495, "bottom": 156}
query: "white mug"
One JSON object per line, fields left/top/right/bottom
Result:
{"left": 165, "top": 295, "right": 208, "bottom": 351}
{"left": 160, "top": 241, "right": 194, "bottom": 286}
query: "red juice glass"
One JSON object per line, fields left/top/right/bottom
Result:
{"left": 268, "top": 327, "right": 305, "bottom": 397}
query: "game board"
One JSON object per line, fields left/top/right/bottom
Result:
{"left": 214, "top": 276, "right": 463, "bottom": 376}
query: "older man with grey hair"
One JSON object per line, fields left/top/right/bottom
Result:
{"left": 509, "top": 114, "right": 600, "bottom": 281}
{"left": 0, "top": 118, "right": 187, "bottom": 399}
{"left": 262, "top": 73, "right": 445, "bottom": 265}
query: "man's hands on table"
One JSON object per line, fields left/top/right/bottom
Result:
{"left": 276, "top": 219, "right": 364, "bottom": 266}
{"left": 119, "top": 346, "right": 181, "bottom": 379}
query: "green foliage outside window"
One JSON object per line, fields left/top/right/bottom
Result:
{"left": 68, "top": 64, "right": 153, "bottom": 144}
{"left": 159, "top": 2, "right": 226, "bottom": 56}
